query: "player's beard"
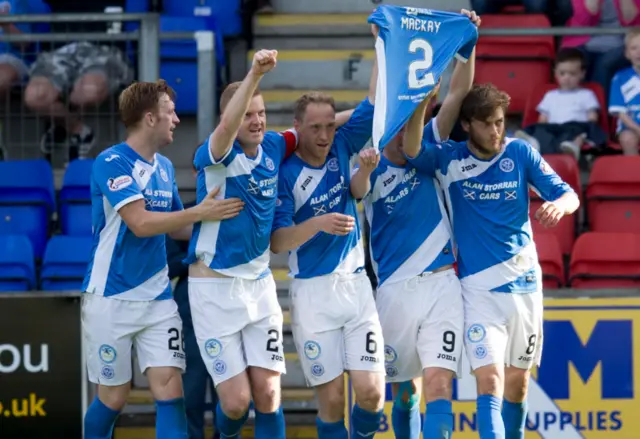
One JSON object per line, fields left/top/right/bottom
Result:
{"left": 468, "top": 128, "right": 505, "bottom": 157}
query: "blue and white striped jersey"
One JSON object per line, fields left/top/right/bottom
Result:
{"left": 363, "top": 119, "right": 455, "bottom": 287}
{"left": 409, "top": 123, "right": 573, "bottom": 293}
{"left": 609, "top": 67, "right": 640, "bottom": 133}
{"left": 186, "top": 130, "right": 296, "bottom": 279}
{"left": 272, "top": 99, "right": 374, "bottom": 279}
{"left": 83, "top": 143, "right": 183, "bottom": 301}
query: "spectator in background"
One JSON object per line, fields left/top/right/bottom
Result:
{"left": 23, "top": 42, "right": 132, "bottom": 164}
{"left": 166, "top": 149, "right": 222, "bottom": 439}
{"left": 515, "top": 48, "right": 607, "bottom": 159}
{"left": 609, "top": 29, "right": 640, "bottom": 155}
{"left": 562, "top": 0, "right": 640, "bottom": 98}
{"left": 470, "top": 0, "right": 548, "bottom": 14}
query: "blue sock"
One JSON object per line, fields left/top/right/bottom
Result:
{"left": 423, "top": 399, "right": 454, "bottom": 439}
{"left": 477, "top": 394, "right": 505, "bottom": 439}
{"left": 84, "top": 397, "right": 120, "bottom": 439}
{"left": 316, "top": 417, "right": 348, "bottom": 439}
{"left": 215, "top": 402, "right": 248, "bottom": 439}
{"left": 155, "top": 398, "right": 188, "bottom": 439}
{"left": 255, "top": 407, "right": 285, "bottom": 439}
{"left": 391, "top": 403, "right": 421, "bottom": 439}
{"left": 502, "top": 400, "right": 527, "bottom": 439}
{"left": 350, "top": 404, "right": 383, "bottom": 438}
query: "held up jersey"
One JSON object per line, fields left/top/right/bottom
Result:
{"left": 83, "top": 144, "right": 183, "bottom": 301}
{"left": 409, "top": 123, "right": 574, "bottom": 293}
{"left": 186, "top": 130, "right": 297, "bottom": 279}
{"left": 363, "top": 118, "right": 455, "bottom": 287}
{"left": 368, "top": 5, "right": 477, "bottom": 149}
{"left": 272, "top": 99, "right": 374, "bottom": 279}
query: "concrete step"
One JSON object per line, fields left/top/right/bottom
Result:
{"left": 255, "top": 14, "right": 369, "bottom": 38}
{"left": 250, "top": 49, "right": 374, "bottom": 90}
{"left": 269, "top": 0, "right": 470, "bottom": 15}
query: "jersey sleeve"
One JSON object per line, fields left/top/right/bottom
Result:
{"left": 12, "top": 0, "right": 32, "bottom": 33}
{"left": 263, "top": 130, "right": 298, "bottom": 164}
{"left": 193, "top": 138, "right": 237, "bottom": 171}
{"left": 272, "top": 171, "right": 295, "bottom": 232}
{"left": 455, "top": 22, "right": 478, "bottom": 63}
{"left": 334, "top": 99, "right": 375, "bottom": 156}
{"left": 171, "top": 180, "right": 184, "bottom": 212}
{"left": 523, "top": 141, "right": 573, "bottom": 201}
{"left": 608, "top": 72, "right": 627, "bottom": 115}
{"left": 93, "top": 155, "right": 144, "bottom": 212}
{"left": 281, "top": 129, "right": 298, "bottom": 161}
{"left": 423, "top": 118, "right": 447, "bottom": 143}
{"left": 406, "top": 140, "right": 439, "bottom": 176}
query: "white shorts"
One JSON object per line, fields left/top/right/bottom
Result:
{"left": 290, "top": 272, "right": 385, "bottom": 387}
{"left": 463, "top": 285, "right": 544, "bottom": 371}
{"left": 377, "top": 269, "right": 463, "bottom": 382}
{"left": 82, "top": 293, "right": 185, "bottom": 386}
{"left": 188, "top": 274, "right": 286, "bottom": 386}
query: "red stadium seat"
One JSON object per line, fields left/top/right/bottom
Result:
{"left": 530, "top": 198, "right": 576, "bottom": 256}
{"left": 569, "top": 232, "right": 640, "bottom": 288}
{"left": 475, "top": 15, "right": 555, "bottom": 113}
{"left": 586, "top": 156, "right": 640, "bottom": 233}
{"left": 534, "top": 233, "right": 565, "bottom": 288}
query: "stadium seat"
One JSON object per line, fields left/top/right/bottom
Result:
{"left": 0, "top": 160, "right": 55, "bottom": 259}
{"left": 586, "top": 156, "right": 640, "bottom": 233}
{"left": 569, "top": 232, "right": 640, "bottom": 288}
{"left": 59, "top": 159, "right": 94, "bottom": 236}
{"left": 475, "top": 14, "right": 555, "bottom": 113}
{"left": 0, "top": 235, "right": 36, "bottom": 291}
{"left": 534, "top": 233, "right": 564, "bottom": 288}
{"left": 161, "top": 0, "right": 242, "bottom": 37}
{"left": 41, "top": 235, "right": 93, "bottom": 291}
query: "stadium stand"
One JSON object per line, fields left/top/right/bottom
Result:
{"left": 0, "top": 234, "right": 37, "bottom": 291}
{"left": 59, "top": 159, "right": 94, "bottom": 236}
{"left": 40, "top": 235, "right": 93, "bottom": 290}
{"left": 534, "top": 232, "right": 565, "bottom": 288}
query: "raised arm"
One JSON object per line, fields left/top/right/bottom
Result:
{"left": 369, "top": 24, "right": 379, "bottom": 105}
{"left": 209, "top": 49, "right": 278, "bottom": 161}
{"left": 350, "top": 148, "right": 380, "bottom": 200}
{"left": 403, "top": 96, "right": 432, "bottom": 159}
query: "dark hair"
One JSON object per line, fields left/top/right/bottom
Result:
{"left": 294, "top": 92, "right": 336, "bottom": 121}
{"left": 555, "top": 47, "right": 586, "bottom": 70}
{"left": 460, "top": 83, "right": 511, "bottom": 123}
{"left": 118, "top": 80, "right": 176, "bottom": 129}
{"left": 219, "top": 81, "right": 262, "bottom": 114}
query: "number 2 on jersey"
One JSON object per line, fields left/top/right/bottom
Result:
{"left": 408, "top": 39, "right": 435, "bottom": 89}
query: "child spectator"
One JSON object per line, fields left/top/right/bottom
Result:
{"left": 515, "top": 47, "right": 607, "bottom": 159}
{"left": 609, "top": 29, "right": 640, "bottom": 155}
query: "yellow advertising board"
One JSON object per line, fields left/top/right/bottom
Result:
{"left": 345, "top": 298, "right": 639, "bottom": 438}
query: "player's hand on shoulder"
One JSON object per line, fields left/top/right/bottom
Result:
{"left": 317, "top": 212, "right": 355, "bottom": 236}
{"left": 534, "top": 201, "right": 564, "bottom": 228}
{"left": 357, "top": 148, "right": 380, "bottom": 173}
{"left": 460, "top": 9, "right": 481, "bottom": 27}
{"left": 251, "top": 49, "right": 278, "bottom": 75}
{"left": 196, "top": 187, "right": 245, "bottom": 221}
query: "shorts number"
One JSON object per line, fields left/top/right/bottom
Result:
{"left": 266, "top": 329, "right": 280, "bottom": 353}
{"left": 525, "top": 334, "right": 537, "bottom": 355}
{"left": 408, "top": 39, "right": 436, "bottom": 89}
{"left": 365, "top": 331, "right": 377, "bottom": 354}
{"left": 168, "top": 328, "right": 183, "bottom": 351}
{"left": 442, "top": 330, "right": 456, "bottom": 353}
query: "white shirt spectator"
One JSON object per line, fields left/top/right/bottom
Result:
{"left": 537, "top": 88, "right": 600, "bottom": 124}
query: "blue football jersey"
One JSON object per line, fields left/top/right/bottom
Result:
{"left": 186, "top": 130, "right": 296, "bottom": 279}
{"left": 368, "top": 5, "right": 478, "bottom": 149}
{"left": 409, "top": 123, "right": 573, "bottom": 293}
{"left": 363, "top": 119, "right": 455, "bottom": 287}
{"left": 609, "top": 67, "right": 640, "bottom": 133}
{"left": 83, "top": 144, "right": 183, "bottom": 301}
{"left": 272, "top": 99, "right": 374, "bottom": 279}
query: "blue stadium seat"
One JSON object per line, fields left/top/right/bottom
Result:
{"left": 162, "top": 0, "right": 242, "bottom": 37}
{"left": 28, "top": 0, "right": 51, "bottom": 32}
{"left": 159, "top": 16, "right": 226, "bottom": 114}
{"left": 0, "top": 235, "right": 36, "bottom": 291}
{"left": 0, "top": 160, "right": 55, "bottom": 259}
{"left": 41, "top": 235, "right": 93, "bottom": 291}
{"left": 59, "top": 159, "right": 94, "bottom": 236}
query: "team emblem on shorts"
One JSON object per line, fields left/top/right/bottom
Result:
{"left": 310, "top": 363, "right": 324, "bottom": 377}
{"left": 101, "top": 365, "right": 115, "bottom": 380}
{"left": 303, "top": 341, "right": 321, "bottom": 360}
{"left": 384, "top": 345, "right": 397, "bottom": 364}
{"left": 265, "top": 157, "right": 275, "bottom": 171}
{"left": 204, "top": 339, "right": 222, "bottom": 358}
{"left": 386, "top": 365, "right": 398, "bottom": 378}
{"left": 213, "top": 360, "right": 227, "bottom": 375}
{"left": 327, "top": 158, "right": 339, "bottom": 172}
{"left": 467, "top": 324, "right": 486, "bottom": 343}
{"left": 499, "top": 158, "right": 515, "bottom": 173}
{"left": 159, "top": 168, "right": 169, "bottom": 182}
{"left": 98, "top": 344, "right": 117, "bottom": 364}
{"left": 474, "top": 345, "right": 488, "bottom": 359}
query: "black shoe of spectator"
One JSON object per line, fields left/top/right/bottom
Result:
{"left": 40, "top": 124, "right": 68, "bottom": 163}
{"left": 69, "top": 124, "right": 96, "bottom": 161}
